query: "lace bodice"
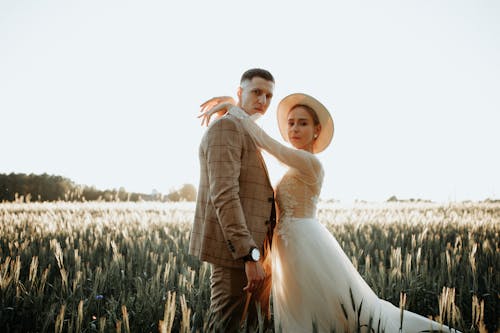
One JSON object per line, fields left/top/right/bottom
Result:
{"left": 276, "top": 168, "right": 322, "bottom": 220}
{"left": 228, "top": 106, "right": 324, "bottom": 221}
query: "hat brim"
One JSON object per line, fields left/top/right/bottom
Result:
{"left": 277, "top": 93, "right": 334, "bottom": 154}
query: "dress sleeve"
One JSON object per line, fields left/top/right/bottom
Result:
{"left": 228, "top": 106, "right": 322, "bottom": 182}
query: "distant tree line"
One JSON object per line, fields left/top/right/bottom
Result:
{"left": 0, "top": 173, "right": 197, "bottom": 202}
{"left": 386, "top": 195, "right": 432, "bottom": 203}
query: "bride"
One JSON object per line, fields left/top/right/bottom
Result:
{"left": 200, "top": 93, "right": 460, "bottom": 333}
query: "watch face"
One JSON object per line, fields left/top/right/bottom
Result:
{"left": 251, "top": 248, "right": 261, "bottom": 261}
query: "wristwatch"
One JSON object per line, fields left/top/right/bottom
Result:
{"left": 243, "top": 247, "right": 261, "bottom": 262}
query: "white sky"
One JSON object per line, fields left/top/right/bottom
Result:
{"left": 1, "top": 0, "right": 499, "bottom": 202}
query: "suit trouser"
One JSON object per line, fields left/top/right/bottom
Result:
{"left": 208, "top": 264, "right": 271, "bottom": 332}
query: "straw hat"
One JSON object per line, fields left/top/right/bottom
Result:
{"left": 277, "top": 93, "right": 334, "bottom": 153}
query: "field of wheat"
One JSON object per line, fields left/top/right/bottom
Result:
{"left": 0, "top": 201, "right": 498, "bottom": 332}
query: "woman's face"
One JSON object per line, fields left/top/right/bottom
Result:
{"left": 287, "top": 106, "right": 321, "bottom": 152}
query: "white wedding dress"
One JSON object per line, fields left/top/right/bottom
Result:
{"left": 228, "top": 107, "right": 460, "bottom": 333}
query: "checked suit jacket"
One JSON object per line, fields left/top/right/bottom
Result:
{"left": 189, "top": 113, "right": 275, "bottom": 269}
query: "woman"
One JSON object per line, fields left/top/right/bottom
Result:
{"left": 200, "top": 93, "right": 460, "bottom": 333}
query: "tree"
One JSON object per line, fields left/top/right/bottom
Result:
{"left": 178, "top": 184, "right": 197, "bottom": 201}
{"left": 387, "top": 195, "right": 398, "bottom": 202}
{"left": 166, "top": 184, "right": 197, "bottom": 202}
{"left": 0, "top": 172, "right": 188, "bottom": 202}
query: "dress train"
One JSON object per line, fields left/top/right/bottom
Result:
{"left": 271, "top": 217, "right": 459, "bottom": 333}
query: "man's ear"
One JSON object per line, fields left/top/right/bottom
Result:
{"left": 237, "top": 86, "right": 242, "bottom": 99}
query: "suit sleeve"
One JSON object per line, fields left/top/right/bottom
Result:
{"left": 205, "top": 117, "right": 257, "bottom": 260}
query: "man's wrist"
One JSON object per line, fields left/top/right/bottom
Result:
{"left": 243, "top": 247, "right": 260, "bottom": 262}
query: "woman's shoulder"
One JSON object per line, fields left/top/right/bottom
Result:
{"left": 291, "top": 149, "right": 323, "bottom": 172}
{"left": 298, "top": 149, "right": 322, "bottom": 163}
{"left": 310, "top": 153, "right": 324, "bottom": 173}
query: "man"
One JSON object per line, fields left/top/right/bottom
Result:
{"left": 189, "top": 68, "right": 276, "bottom": 331}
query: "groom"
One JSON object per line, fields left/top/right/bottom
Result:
{"left": 189, "top": 68, "right": 276, "bottom": 331}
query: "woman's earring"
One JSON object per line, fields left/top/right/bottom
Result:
{"left": 314, "top": 134, "right": 318, "bottom": 139}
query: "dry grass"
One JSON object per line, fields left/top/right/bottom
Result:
{"left": 0, "top": 201, "right": 498, "bottom": 332}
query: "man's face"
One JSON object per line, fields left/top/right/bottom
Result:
{"left": 237, "top": 77, "right": 274, "bottom": 116}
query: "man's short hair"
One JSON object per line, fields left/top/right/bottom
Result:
{"left": 240, "top": 68, "right": 275, "bottom": 84}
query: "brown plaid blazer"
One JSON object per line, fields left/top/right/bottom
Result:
{"left": 189, "top": 113, "right": 274, "bottom": 269}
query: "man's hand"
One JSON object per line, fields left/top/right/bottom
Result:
{"left": 243, "top": 261, "right": 266, "bottom": 293}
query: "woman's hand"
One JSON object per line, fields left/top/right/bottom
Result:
{"left": 198, "top": 102, "right": 235, "bottom": 126}
{"left": 200, "top": 96, "right": 235, "bottom": 113}
{"left": 198, "top": 96, "right": 236, "bottom": 127}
